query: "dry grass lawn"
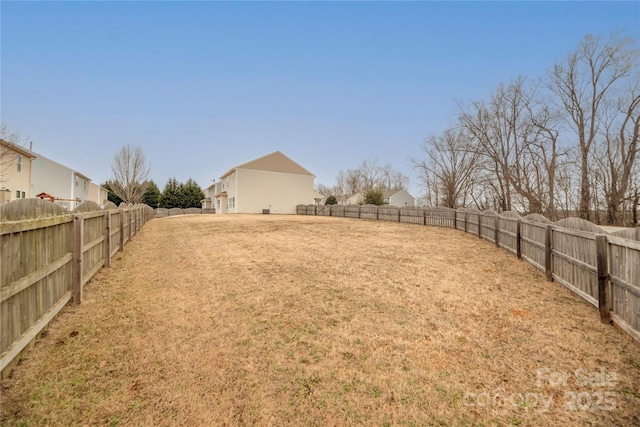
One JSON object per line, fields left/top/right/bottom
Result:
{"left": 1, "top": 215, "right": 639, "bottom": 426}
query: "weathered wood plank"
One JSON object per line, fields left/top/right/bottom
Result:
{"left": 0, "top": 253, "right": 72, "bottom": 303}
{"left": 82, "top": 260, "right": 105, "bottom": 286}
{"left": 104, "top": 212, "right": 111, "bottom": 268}
{"left": 551, "top": 225, "right": 597, "bottom": 241}
{"left": 83, "top": 235, "right": 104, "bottom": 253}
{"left": 72, "top": 215, "right": 83, "bottom": 304}
{"left": 596, "top": 235, "right": 611, "bottom": 324}
{"left": 551, "top": 249, "right": 597, "bottom": 274}
{"left": 552, "top": 274, "right": 599, "bottom": 307}
{"left": 611, "top": 313, "right": 640, "bottom": 345}
{"left": 0, "top": 215, "right": 73, "bottom": 235}
{"left": 610, "top": 276, "right": 640, "bottom": 297}
{"left": 545, "top": 225, "right": 552, "bottom": 281}
{"left": 0, "top": 291, "right": 71, "bottom": 372}
{"left": 607, "top": 235, "right": 640, "bottom": 251}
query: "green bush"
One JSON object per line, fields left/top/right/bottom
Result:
{"left": 363, "top": 189, "right": 385, "bottom": 206}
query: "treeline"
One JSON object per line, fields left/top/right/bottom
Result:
{"left": 412, "top": 33, "right": 639, "bottom": 226}
{"left": 316, "top": 159, "right": 410, "bottom": 197}
{"left": 104, "top": 178, "right": 204, "bottom": 209}
{"left": 157, "top": 178, "right": 204, "bottom": 209}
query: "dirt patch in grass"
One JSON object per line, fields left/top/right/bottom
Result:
{"left": 1, "top": 215, "right": 639, "bottom": 426}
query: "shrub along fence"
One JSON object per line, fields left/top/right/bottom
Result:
{"left": 298, "top": 204, "right": 640, "bottom": 344}
{"left": 0, "top": 199, "right": 154, "bottom": 377}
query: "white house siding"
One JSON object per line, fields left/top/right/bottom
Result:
{"left": 74, "top": 173, "right": 90, "bottom": 203}
{"left": 388, "top": 190, "right": 415, "bottom": 207}
{"left": 88, "top": 182, "right": 108, "bottom": 206}
{"left": 236, "top": 169, "right": 316, "bottom": 214}
{"left": 224, "top": 171, "right": 238, "bottom": 213}
{"left": 31, "top": 156, "right": 91, "bottom": 210}
{"left": 347, "top": 193, "right": 364, "bottom": 205}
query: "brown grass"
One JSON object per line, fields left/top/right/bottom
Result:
{"left": 1, "top": 215, "right": 639, "bottom": 426}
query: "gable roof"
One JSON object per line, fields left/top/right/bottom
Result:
{"left": 1, "top": 139, "right": 37, "bottom": 159}
{"left": 220, "top": 151, "right": 314, "bottom": 179}
{"left": 382, "top": 189, "right": 403, "bottom": 198}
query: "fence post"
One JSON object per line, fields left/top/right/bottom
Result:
{"left": 453, "top": 210, "right": 457, "bottom": 229}
{"left": 358, "top": 205, "right": 362, "bottom": 219}
{"left": 104, "top": 211, "right": 111, "bottom": 268}
{"left": 494, "top": 215, "right": 499, "bottom": 247}
{"left": 596, "top": 235, "right": 611, "bottom": 324}
{"left": 544, "top": 224, "right": 553, "bottom": 282}
{"left": 119, "top": 210, "right": 125, "bottom": 252}
{"left": 464, "top": 211, "right": 468, "bottom": 233}
{"left": 129, "top": 208, "right": 134, "bottom": 240}
{"left": 376, "top": 206, "right": 379, "bottom": 221}
{"left": 516, "top": 220, "right": 522, "bottom": 259}
{"left": 72, "top": 214, "right": 83, "bottom": 304}
{"left": 477, "top": 213, "right": 482, "bottom": 239}
{"left": 397, "top": 208, "right": 401, "bottom": 222}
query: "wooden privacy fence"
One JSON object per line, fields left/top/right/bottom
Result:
{"left": 298, "top": 204, "right": 640, "bottom": 344}
{"left": 154, "top": 207, "right": 216, "bottom": 217}
{"left": 0, "top": 199, "right": 154, "bottom": 377}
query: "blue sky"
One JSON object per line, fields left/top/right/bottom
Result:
{"left": 2, "top": 1, "right": 638, "bottom": 197}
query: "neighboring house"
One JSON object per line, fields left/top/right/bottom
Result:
{"left": 211, "top": 151, "right": 319, "bottom": 214}
{"left": 31, "top": 155, "right": 92, "bottom": 210}
{"left": 383, "top": 189, "right": 415, "bottom": 207}
{"left": 201, "top": 182, "right": 216, "bottom": 209}
{"left": 347, "top": 193, "right": 364, "bottom": 205}
{"left": 0, "top": 139, "right": 36, "bottom": 205}
{"left": 88, "top": 182, "right": 109, "bottom": 207}
{"left": 336, "top": 195, "right": 349, "bottom": 206}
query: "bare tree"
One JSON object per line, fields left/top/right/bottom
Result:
{"left": 458, "top": 77, "right": 533, "bottom": 212}
{"left": 595, "top": 83, "right": 640, "bottom": 224}
{"left": 332, "top": 160, "right": 409, "bottom": 197}
{"left": 379, "top": 163, "right": 410, "bottom": 191}
{"left": 412, "top": 128, "right": 481, "bottom": 208}
{"left": 109, "top": 145, "right": 150, "bottom": 204}
{"left": 548, "top": 33, "right": 639, "bottom": 221}
{"left": 524, "top": 87, "right": 572, "bottom": 220}
{"left": 315, "top": 183, "right": 333, "bottom": 198}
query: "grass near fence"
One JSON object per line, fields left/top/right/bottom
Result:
{"left": 1, "top": 215, "right": 639, "bottom": 426}
{"left": 300, "top": 204, "right": 640, "bottom": 346}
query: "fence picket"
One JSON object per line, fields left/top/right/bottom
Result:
{"left": 1, "top": 200, "right": 154, "bottom": 377}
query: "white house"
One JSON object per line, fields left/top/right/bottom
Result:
{"left": 88, "top": 182, "right": 109, "bottom": 207}
{"left": 347, "top": 193, "right": 364, "bottom": 205}
{"left": 210, "top": 151, "right": 319, "bottom": 214}
{"left": 383, "top": 189, "right": 415, "bottom": 207}
{"left": 31, "top": 155, "right": 92, "bottom": 210}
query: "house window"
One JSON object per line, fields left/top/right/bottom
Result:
{"left": 75, "top": 177, "right": 79, "bottom": 187}
{"left": 16, "top": 155, "right": 22, "bottom": 172}
{"left": 15, "top": 190, "right": 25, "bottom": 199}
{"left": 228, "top": 197, "right": 235, "bottom": 209}
{"left": 84, "top": 181, "right": 87, "bottom": 190}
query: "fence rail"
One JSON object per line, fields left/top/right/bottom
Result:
{"left": 154, "top": 207, "right": 216, "bottom": 217}
{"left": 297, "top": 204, "right": 640, "bottom": 344}
{"left": 1, "top": 199, "right": 154, "bottom": 377}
